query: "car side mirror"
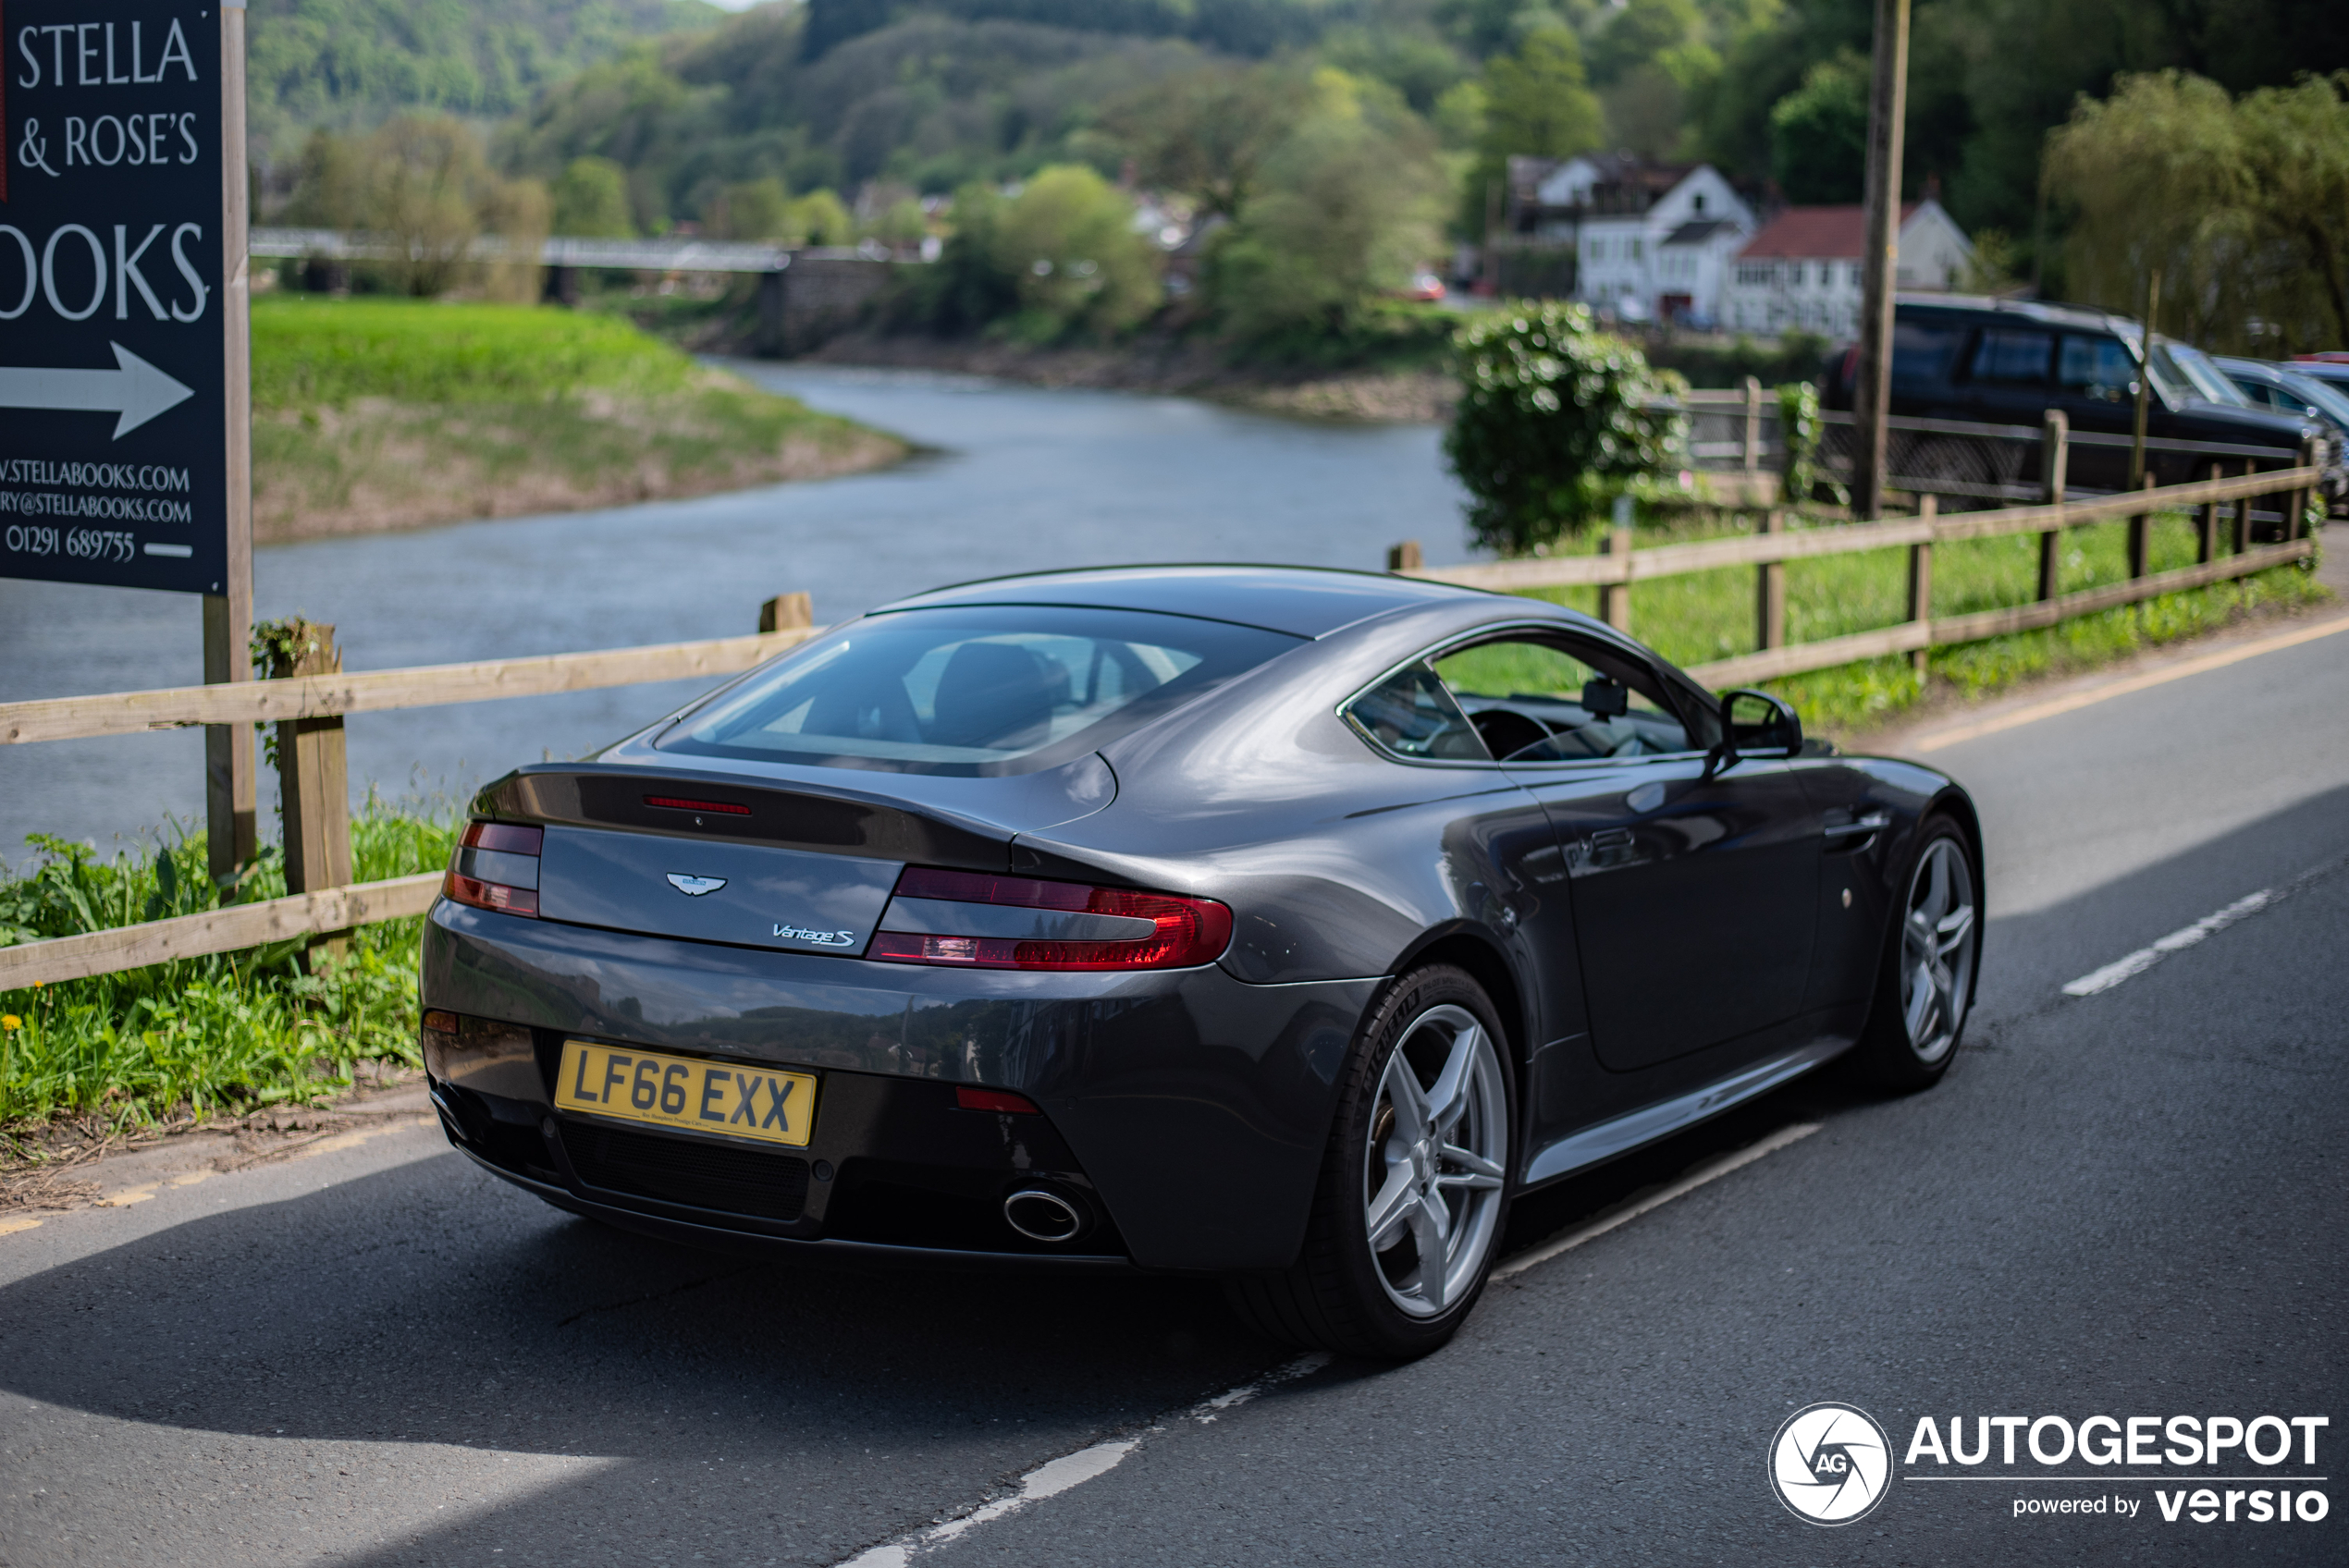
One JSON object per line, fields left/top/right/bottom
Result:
{"left": 1710, "top": 688, "right": 1802, "bottom": 776}
{"left": 1580, "top": 679, "right": 1629, "bottom": 719}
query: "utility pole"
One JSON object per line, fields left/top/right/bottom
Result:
{"left": 1851, "top": 0, "right": 1912, "bottom": 521}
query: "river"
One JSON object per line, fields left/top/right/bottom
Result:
{"left": 0, "top": 365, "right": 1481, "bottom": 860}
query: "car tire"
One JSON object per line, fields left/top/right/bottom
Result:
{"left": 1224, "top": 964, "right": 1514, "bottom": 1359}
{"left": 1843, "top": 814, "right": 1981, "bottom": 1091}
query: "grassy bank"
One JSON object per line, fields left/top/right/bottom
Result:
{"left": 1515, "top": 508, "right": 2330, "bottom": 732}
{"left": 252, "top": 297, "right": 905, "bottom": 541}
{"left": 1, "top": 810, "right": 455, "bottom": 1133}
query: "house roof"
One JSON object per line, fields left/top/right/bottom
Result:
{"left": 1738, "top": 203, "right": 1922, "bottom": 261}
{"left": 1662, "top": 218, "right": 1742, "bottom": 246}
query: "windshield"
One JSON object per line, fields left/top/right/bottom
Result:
{"left": 2160, "top": 341, "right": 2254, "bottom": 408}
{"left": 659, "top": 605, "right": 1299, "bottom": 776}
{"left": 2141, "top": 342, "right": 2204, "bottom": 409}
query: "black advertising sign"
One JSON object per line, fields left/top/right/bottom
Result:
{"left": 1, "top": 0, "right": 228, "bottom": 594}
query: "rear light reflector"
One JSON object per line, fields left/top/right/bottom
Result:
{"left": 422, "top": 1009, "right": 459, "bottom": 1034}
{"left": 645, "top": 795, "right": 752, "bottom": 815}
{"left": 955, "top": 1086, "right": 1040, "bottom": 1114}
{"left": 444, "top": 820, "right": 543, "bottom": 917}
{"left": 871, "top": 866, "right": 1232, "bottom": 972}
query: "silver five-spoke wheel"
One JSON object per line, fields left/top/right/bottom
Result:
{"left": 1362, "top": 1003, "right": 1508, "bottom": 1317}
{"left": 1900, "top": 836, "right": 1977, "bottom": 1064}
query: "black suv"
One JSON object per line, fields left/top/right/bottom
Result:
{"left": 1826, "top": 296, "right": 2327, "bottom": 496}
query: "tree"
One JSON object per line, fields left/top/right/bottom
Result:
{"left": 552, "top": 156, "right": 634, "bottom": 237}
{"left": 1586, "top": 0, "right": 1699, "bottom": 88}
{"left": 983, "top": 165, "right": 1162, "bottom": 340}
{"left": 1768, "top": 53, "right": 1870, "bottom": 205}
{"left": 1478, "top": 26, "right": 1605, "bottom": 164}
{"left": 704, "top": 177, "right": 791, "bottom": 239}
{"left": 2047, "top": 69, "right": 2349, "bottom": 352}
{"left": 1462, "top": 25, "right": 1605, "bottom": 238}
{"left": 1101, "top": 63, "right": 1303, "bottom": 220}
{"left": 791, "top": 190, "right": 854, "bottom": 246}
{"left": 1209, "top": 70, "right": 1449, "bottom": 342}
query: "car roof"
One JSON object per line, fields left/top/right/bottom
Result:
{"left": 870, "top": 564, "right": 1496, "bottom": 639}
{"left": 1895, "top": 293, "right": 2138, "bottom": 336}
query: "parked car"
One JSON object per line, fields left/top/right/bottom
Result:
{"left": 2288, "top": 356, "right": 2349, "bottom": 400}
{"left": 2217, "top": 358, "right": 2349, "bottom": 514}
{"left": 420, "top": 566, "right": 1983, "bottom": 1359}
{"left": 1826, "top": 297, "right": 2329, "bottom": 500}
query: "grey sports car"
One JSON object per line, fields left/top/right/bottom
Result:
{"left": 420, "top": 566, "right": 1983, "bottom": 1357}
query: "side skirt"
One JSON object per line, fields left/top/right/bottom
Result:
{"left": 1521, "top": 1039, "right": 1845, "bottom": 1187}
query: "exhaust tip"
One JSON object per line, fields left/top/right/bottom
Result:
{"left": 1003, "top": 1187, "right": 1088, "bottom": 1243}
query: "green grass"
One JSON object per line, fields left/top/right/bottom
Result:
{"left": 1514, "top": 508, "right": 2331, "bottom": 733}
{"left": 252, "top": 296, "right": 705, "bottom": 409}
{"left": 0, "top": 807, "right": 457, "bottom": 1133}
{"left": 250, "top": 296, "right": 902, "bottom": 538}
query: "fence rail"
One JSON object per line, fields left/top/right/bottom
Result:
{"left": 1394, "top": 461, "right": 2321, "bottom": 688}
{"left": 1, "top": 457, "right": 2324, "bottom": 993}
{"left": 1, "top": 595, "right": 822, "bottom": 991}
{"left": 0, "top": 627, "right": 820, "bottom": 747}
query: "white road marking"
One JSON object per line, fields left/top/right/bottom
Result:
{"left": 2060, "top": 850, "right": 2349, "bottom": 998}
{"left": 1912, "top": 614, "right": 2349, "bottom": 753}
{"left": 830, "top": 1354, "right": 1330, "bottom": 1568}
{"left": 2062, "top": 889, "right": 2275, "bottom": 997}
{"left": 1494, "top": 1121, "right": 1823, "bottom": 1282}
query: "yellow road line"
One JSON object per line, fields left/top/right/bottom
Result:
{"left": 1912, "top": 615, "right": 2349, "bottom": 753}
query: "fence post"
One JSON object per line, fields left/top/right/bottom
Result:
{"left": 2127, "top": 472, "right": 2154, "bottom": 580}
{"left": 1385, "top": 542, "right": 1424, "bottom": 574}
{"left": 2037, "top": 410, "right": 2068, "bottom": 601}
{"left": 1599, "top": 506, "right": 1633, "bottom": 632}
{"left": 1742, "top": 375, "right": 1764, "bottom": 474}
{"left": 2235, "top": 459, "right": 2257, "bottom": 553}
{"left": 1908, "top": 496, "right": 1936, "bottom": 681}
{"left": 1755, "top": 509, "right": 1786, "bottom": 652}
{"left": 758, "top": 592, "right": 815, "bottom": 633}
{"left": 2294, "top": 436, "right": 2319, "bottom": 541}
{"left": 265, "top": 619, "right": 352, "bottom": 964}
{"left": 2198, "top": 462, "right": 2220, "bottom": 564}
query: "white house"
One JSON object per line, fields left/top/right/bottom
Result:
{"left": 1507, "top": 155, "right": 1756, "bottom": 325}
{"left": 1723, "top": 201, "right": 1974, "bottom": 337}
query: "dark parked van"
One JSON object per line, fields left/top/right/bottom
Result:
{"left": 1826, "top": 296, "right": 2327, "bottom": 497}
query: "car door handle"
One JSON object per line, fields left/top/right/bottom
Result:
{"left": 1589, "top": 827, "right": 1634, "bottom": 848}
{"left": 1822, "top": 813, "right": 1890, "bottom": 840}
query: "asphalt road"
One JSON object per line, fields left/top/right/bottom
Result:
{"left": 4, "top": 605, "right": 2346, "bottom": 1566}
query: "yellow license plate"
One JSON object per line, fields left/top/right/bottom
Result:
{"left": 554, "top": 1041, "right": 817, "bottom": 1147}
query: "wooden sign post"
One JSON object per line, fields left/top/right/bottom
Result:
{"left": 0, "top": 0, "right": 256, "bottom": 885}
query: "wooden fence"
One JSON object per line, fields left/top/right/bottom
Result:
{"left": 1388, "top": 460, "right": 2322, "bottom": 691}
{"left": 0, "top": 594, "right": 821, "bottom": 991}
{"left": 0, "top": 460, "right": 2325, "bottom": 993}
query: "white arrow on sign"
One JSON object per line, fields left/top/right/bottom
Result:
{"left": 0, "top": 342, "right": 196, "bottom": 438}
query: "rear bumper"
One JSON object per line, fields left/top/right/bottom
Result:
{"left": 421, "top": 900, "right": 1379, "bottom": 1271}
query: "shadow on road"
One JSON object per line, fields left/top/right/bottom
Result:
{"left": 6, "top": 784, "right": 2347, "bottom": 1563}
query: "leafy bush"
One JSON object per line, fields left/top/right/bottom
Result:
{"left": 1445, "top": 300, "right": 1689, "bottom": 556}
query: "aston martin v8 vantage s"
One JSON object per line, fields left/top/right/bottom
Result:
{"left": 420, "top": 566, "right": 1983, "bottom": 1358}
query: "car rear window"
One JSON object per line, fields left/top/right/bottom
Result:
{"left": 658, "top": 606, "right": 1299, "bottom": 776}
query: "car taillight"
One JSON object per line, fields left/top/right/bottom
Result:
{"left": 444, "top": 820, "right": 543, "bottom": 917}
{"left": 870, "top": 866, "right": 1232, "bottom": 972}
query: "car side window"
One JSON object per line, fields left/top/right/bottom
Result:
{"left": 1429, "top": 636, "right": 1696, "bottom": 763}
{"left": 2056, "top": 334, "right": 2136, "bottom": 403}
{"left": 1968, "top": 327, "right": 2055, "bottom": 386}
{"left": 1342, "top": 661, "right": 1491, "bottom": 762}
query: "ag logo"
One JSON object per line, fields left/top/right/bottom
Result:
{"left": 1769, "top": 1403, "right": 1892, "bottom": 1525}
